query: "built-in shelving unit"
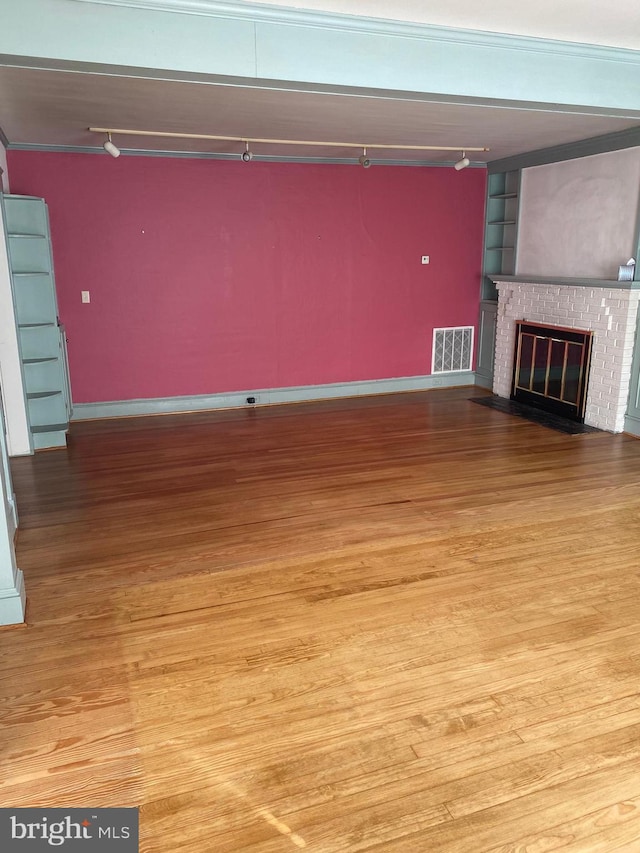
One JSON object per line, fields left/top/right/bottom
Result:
{"left": 476, "top": 170, "right": 522, "bottom": 388}
{"left": 482, "top": 171, "right": 521, "bottom": 301}
{"left": 2, "top": 194, "right": 72, "bottom": 450}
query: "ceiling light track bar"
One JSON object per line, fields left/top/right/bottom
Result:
{"left": 88, "top": 127, "right": 489, "bottom": 153}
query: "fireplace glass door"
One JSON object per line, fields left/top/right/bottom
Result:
{"left": 512, "top": 322, "right": 593, "bottom": 422}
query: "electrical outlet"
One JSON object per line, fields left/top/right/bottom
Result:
{"left": 81, "top": 290, "right": 91, "bottom": 303}
{"left": 421, "top": 255, "right": 430, "bottom": 265}
{"left": 246, "top": 396, "right": 257, "bottom": 405}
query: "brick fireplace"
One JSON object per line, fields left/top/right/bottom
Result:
{"left": 492, "top": 279, "right": 640, "bottom": 433}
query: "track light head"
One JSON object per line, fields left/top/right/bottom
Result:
{"left": 358, "top": 148, "right": 372, "bottom": 169}
{"left": 241, "top": 142, "right": 253, "bottom": 162}
{"left": 454, "top": 151, "right": 470, "bottom": 171}
{"left": 103, "top": 133, "right": 120, "bottom": 158}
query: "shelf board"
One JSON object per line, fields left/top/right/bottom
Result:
{"left": 7, "top": 233, "right": 47, "bottom": 239}
{"left": 486, "top": 246, "right": 515, "bottom": 252}
{"left": 23, "top": 357, "right": 58, "bottom": 364}
{"left": 12, "top": 271, "right": 50, "bottom": 277}
{"left": 489, "top": 192, "right": 518, "bottom": 199}
{"left": 31, "top": 423, "right": 69, "bottom": 434}
{"left": 27, "top": 390, "right": 63, "bottom": 399}
{"left": 487, "top": 220, "right": 516, "bottom": 225}
{"left": 19, "top": 322, "right": 56, "bottom": 328}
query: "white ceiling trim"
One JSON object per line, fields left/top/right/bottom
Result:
{"left": 69, "top": 0, "right": 640, "bottom": 61}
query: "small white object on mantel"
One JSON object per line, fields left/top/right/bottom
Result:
{"left": 618, "top": 258, "right": 636, "bottom": 282}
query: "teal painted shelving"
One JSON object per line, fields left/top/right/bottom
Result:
{"left": 482, "top": 171, "right": 521, "bottom": 301}
{"left": 26, "top": 391, "right": 63, "bottom": 400}
{"left": 476, "top": 169, "right": 522, "bottom": 387}
{"left": 2, "top": 194, "right": 73, "bottom": 451}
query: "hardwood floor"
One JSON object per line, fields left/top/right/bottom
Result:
{"left": 3, "top": 387, "right": 640, "bottom": 851}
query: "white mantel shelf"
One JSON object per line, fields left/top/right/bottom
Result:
{"left": 490, "top": 275, "right": 640, "bottom": 290}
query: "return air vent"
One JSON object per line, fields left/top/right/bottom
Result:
{"left": 432, "top": 326, "right": 474, "bottom": 374}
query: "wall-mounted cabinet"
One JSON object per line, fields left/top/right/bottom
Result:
{"left": 2, "top": 194, "right": 72, "bottom": 450}
{"left": 481, "top": 170, "right": 521, "bottom": 301}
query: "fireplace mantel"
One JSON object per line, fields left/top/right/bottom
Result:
{"left": 490, "top": 275, "right": 640, "bottom": 290}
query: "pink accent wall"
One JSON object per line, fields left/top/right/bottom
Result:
{"left": 7, "top": 151, "right": 486, "bottom": 403}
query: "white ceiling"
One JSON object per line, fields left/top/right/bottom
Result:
{"left": 248, "top": 0, "right": 640, "bottom": 50}
{"left": 0, "top": 0, "right": 638, "bottom": 165}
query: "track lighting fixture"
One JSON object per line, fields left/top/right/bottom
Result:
{"left": 358, "top": 148, "right": 372, "bottom": 169}
{"left": 454, "top": 151, "right": 470, "bottom": 171}
{"left": 103, "top": 132, "right": 120, "bottom": 159}
{"left": 89, "top": 128, "right": 488, "bottom": 166}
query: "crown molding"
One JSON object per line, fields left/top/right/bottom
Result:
{"left": 69, "top": 0, "right": 640, "bottom": 64}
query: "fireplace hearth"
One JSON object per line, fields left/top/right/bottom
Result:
{"left": 512, "top": 321, "right": 593, "bottom": 423}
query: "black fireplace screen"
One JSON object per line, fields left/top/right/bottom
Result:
{"left": 512, "top": 321, "right": 593, "bottom": 422}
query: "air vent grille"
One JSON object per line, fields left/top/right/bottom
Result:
{"left": 432, "top": 326, "right": 474, "bottom": 373}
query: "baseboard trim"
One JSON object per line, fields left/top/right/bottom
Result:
{"left": 32, "top": 430, "right": 68, "bottom": 451}
{"left": 72, "top": 372, "right": 478, "bottom": 420}
{"left": 474, "top": 373, "right": 494, "bottom": 390}
{"left": 0, "top": 568, "right": 26, "bottom": 626}
{"left": 624, "top": 413, "right": 640, "bottom": 437}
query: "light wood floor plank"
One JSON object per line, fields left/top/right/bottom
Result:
{"left": 3, "top": 388, "right": 640, "bottom": 851}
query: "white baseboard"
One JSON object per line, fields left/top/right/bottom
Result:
{"left": 72, "top": 372, "right": 478, "bottom": 420}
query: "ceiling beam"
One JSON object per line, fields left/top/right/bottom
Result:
{"left": 2, "top": 0, "right": 639, "bottom": 114}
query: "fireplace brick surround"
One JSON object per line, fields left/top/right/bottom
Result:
{"left": 493, "top": 279, "right": 640, "bottom": 433}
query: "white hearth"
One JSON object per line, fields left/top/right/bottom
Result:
{"left": 492, "top": 278, "right": 640, "bottom": 433}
